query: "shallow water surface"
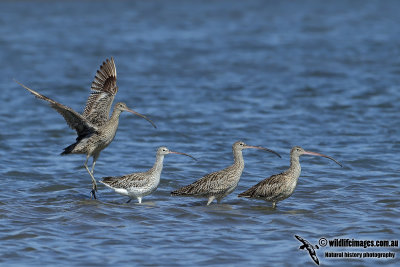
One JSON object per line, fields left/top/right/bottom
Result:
{"left": 0, "top": 0, "right": 399, "bottom": 266}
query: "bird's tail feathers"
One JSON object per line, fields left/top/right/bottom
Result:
{"left": 61, "top": 143, "right": 77, "bottom": 155}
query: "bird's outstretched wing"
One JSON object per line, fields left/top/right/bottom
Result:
{"left": 16, "top": 80, "right": 96, "bottom": 138}
{"left": 295, "top": 235, "right": 309, "bottom": 245}
{"left": 309, "top": 252, "right": 319, "bottom": 265}
{"left": 83, "top": 57, "right": 118, "bottom": 126}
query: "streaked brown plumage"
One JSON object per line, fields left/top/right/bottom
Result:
{"left": 100, "top": 147, "right": 195, "bottom": 203}
{"left": 83, "top": 57, "right": 118, "bottom": 127}
{"left": 238, "top": 146, "right": 342, "bottom": 208}
{"left": 16, "top": 58, "right": 156, "bottom": 199}
{"left": 171, "top": 141, "right": 281, "bottom": 205}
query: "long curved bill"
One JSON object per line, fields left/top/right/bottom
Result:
{"left": 303, "top": 150, "right": 343, "bottom": 167}
{"left": 244, "top": 145, "right": 281, "bottom": 158}
{"left": 168, "top": 151, "right": 197, "bottom": 161}
{"left": 124, "top": 107, "right": 157, "bottom": 128}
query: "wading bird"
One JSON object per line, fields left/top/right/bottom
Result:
{"left": 238, "top": 146, "right": 342, "bottom": 208}
{"left": 100, "top": 147, "right": 195, "bottom": 203}
{"left": 171, "top": 141, "right": 281, "bottom": 205}
{"left": 16, "top": 58, "right": 156, "bottom": 199}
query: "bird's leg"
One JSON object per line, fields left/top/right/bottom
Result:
{"left": 90, "top": 160, "right": 96, "bottom": 175}
{"left": 126, "top": 199, "right": 132, "bottom": 203}
{"left": 137, "top": 197, "right": 142, "bottom": 204}
{"left": 84, "top": 156, "right": 97, "bottom": 199}
{"left": 272, "top": 202, "right": 276, "bottom": 209}
{"left": 91, "top": 153, "right": 100, "bottom": 175}
{"left": 206, "top": 196, "right": 215, "bottom": 206}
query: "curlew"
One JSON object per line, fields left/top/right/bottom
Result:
{"left": 171, "top": 141, "right": 281, "bottom": 205}
{"left": 16, "top": 58, "right": 156, "bottom": 199}
{"left": 100, "top": 147, "right": 195, "bottom": 203}
{"left": 238, "top": 146, "right": 342, "bottom": 208}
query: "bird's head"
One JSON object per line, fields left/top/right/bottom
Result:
{"left": 157, "top": 146, "right": 196, "bottom": 160}
{"left": 291, "top": 146, "right": 342, "bottom": 167}
{"left": 114, "top": 102, "right": 156, "bottom": 128}
{"left": 233, "top": 141, "right": 281, "bottom": 158}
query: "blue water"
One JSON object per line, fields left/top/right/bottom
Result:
{"left": 0, "top": 0, "right": 399, "bottom": 266}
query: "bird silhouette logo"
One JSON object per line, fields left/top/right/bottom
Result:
{"left": 295, "top": 235, "right": 320, "bottom": 265}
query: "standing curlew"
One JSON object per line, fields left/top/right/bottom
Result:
{"left": 171, "top": 141, "right": 281, "bottom": 205}
{"left": 238, "top": 146, "right": 342, "bottom": 208}
{"left": 100, "top": 147, "right": 196, "bottom": 203}
{"left": 16, "top": 58, "right": 156, "bottom": 199}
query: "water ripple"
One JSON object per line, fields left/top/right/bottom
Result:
{"left": 1, "top": 0, "right": 399, "bottom": 266}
